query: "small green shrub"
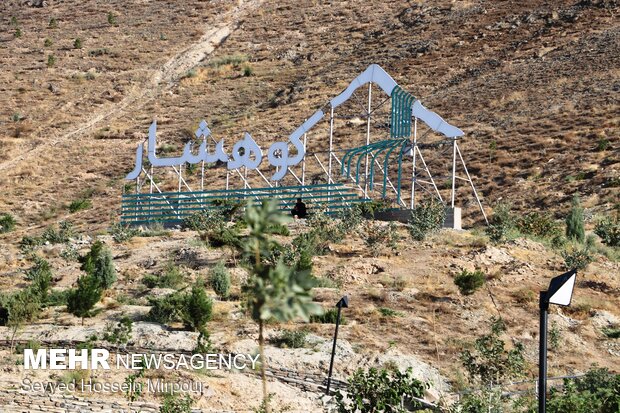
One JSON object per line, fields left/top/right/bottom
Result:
{"left": 517, "top": 212, "right": 559, "bottom": 239}
{"left": 272, "top": 329, "right": 307, "bottom": 348}
{"left": 160, "top": 393, "right": 192, "bottom": 413}
{"left": 565, "top": 196, "right": 585, "bottom": 243}
{"left": 209, "top": 262, "right": 231, "bottom": 299}
{"left": 454, "top": 269, "right": 486, "bottom": 295}
{"left": 46, "top": 289, "right": 69, "bottom": 307}
{"left": 0, "top": 213, "right": 16, "bottom": 233}
{"left": 80, "top": 241, "right": 116, "bottom": 289}
{"left": 19, "top": 235, "right": 43, "bottom": 252}
{"left": 103, "top": 315, "right": 133, "bottom": 347}
{"left": 24, "top": 257, "right": 52, "bottom": 303}
{"left": 378, "top": 307, "right": 402, "bottom": 317}
{"left": 485, "top": 202, "right": 514, "bottom": 243}
{"left": 143, "top": 262, "right": 184, "bottom": 289}
{"left": 265, "top": 222, "right": 289, "bottom": 236}
{"left": 561, "top": 245, "right": 593, "bottom": 270}
{"left": 42, "top": 221, "right": 75, "bottom": 244}
{"left": 14, "top": 27, "right": 22, "bottom": 38}
{"left": 109, "top": 223, "right": 140, "bottom": 243}
{"left": 73, "top": 38, "right": 82, "bottom": 49}
{"left": 44, "top": 38, "right": 53, "bottom": 47}
{"left": 68, "top": 198, "right": 91, "bottom": 213}
{"left": 242, "top": 64, "right": 254, "bottom": 77}
{"left": 335, "top": 367, "right": 427, "bottom": 413}
{"left": 602, "top": 326, "right": 620, "bottom": 339}
{"left": 205, "top": 227, "right": 241, "bottom": 249}
{"left": 362, "top": 221, "right": 399, "bottom": 256}
{"left": 107, "top": 12, "right": 117, "bottom": 25}
{"left": 47, "top": 54, "right": 56, "bottom": 67}
{"left": 147, "top": 293, "right": 186, "bottom": 325}
{"left": 356, "top": 199, "right": 391, "bottom": 218}
{"left": 310, "top": 308, "right": 345, "bottom": 324}
{"left": 48, "top": 18, "right": 58, "bottom": 29}
{"left": 596, "top": 138, "right": 610, "bottom": 151}
{"left": 408, "top": 199, "right": 445, "bottom": 241}
{"left": 184, "top": 209, "right": 225, "bottom": 231}
{"left": 594, "top": 217, "right": 619, "bottom": 247}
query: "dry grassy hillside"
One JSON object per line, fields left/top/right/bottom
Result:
{"left": 0, "top": 0, "right": 618, "bottom": 232}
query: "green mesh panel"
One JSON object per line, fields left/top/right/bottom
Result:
{"left": 390, "top": 86, "right": 415, "bottom": 138}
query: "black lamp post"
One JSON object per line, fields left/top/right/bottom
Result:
{"left": 538, "top": 269, "right": 577, "bottom": 413}
{"left": 325, "top": 295, "right": 348, "bottom": 395}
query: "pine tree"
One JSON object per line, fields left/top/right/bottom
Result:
{"left": 566, "top": 195, "right": 585, "bottom": 243}
{"left": 67, "top": 275, "right": 102, "bottom": 325}
{"left": 81, "top": 241, "right": 116, "bottom": 289}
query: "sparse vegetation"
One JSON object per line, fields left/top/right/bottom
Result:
{"left": 109, "top": 223, "right": 140, "bottom": 243}
{"left": 47, "top": 54, "right": 56, "bottom": 67}
{"left": 0, "top": 213, "right": 16, "bottom": 233}
{"left": 310, "top": 308, "right": 344, "bottom": 324}
{"left": 272, "top": 329, "right": 307, "bottom": 348}
{"left": 566, "top": 195, "right": 585, "bottom": 243}
{"left": 68, "top": 197, "right": 92, "bottom": 213}
{"left": 408, "top": 198, "right": 445, "bottom": 241}
{"left": 516, "top": 211, "right": 559, "bottom": 239}
{"left": 361, "top": 221, "right": 400, "bottom": 256}
{"left": 142, "top": 262, "right": 184, "bottom": 289}
{"left": 44, "top": 38, "right": 53, "bottom": 47}
{"left": 107, "top": 12, "right": 117, "bottom": 26}
{"left": 73, "top": 38, "right": 83, "bottom": 49}
{"left": 454, "top": 269, "right": 486, "bottom": 296}
{"left": 209, "top": 261, "right": 231, "bottom": 300}
{"left": 485, "top": 202, "right": 514, "bottom": 243}
{"left": 209, "top": 54, "right": 248, "bottom": 68}
{"left": 594, "top": 216, "right": 619, "bottom": 247}
{"left": 561, "top": 244, "right": 593, "bottom": 270}
{"left": 48, "top": 17, "right": 58, "bottom": 29}
{"left": 159, "top": 393, "right": 192, "bottom": 413}
{"left": 103, "top": 315, "right": 133, "bottom": 348}
{"left": 335, "top": 367, "right": 427, "bottom": 413}
{"left": 81, "top": 241, "right": 116, "bottom": 289}
{"left": 378, "top": 307, "right": 402, "bottom": 317}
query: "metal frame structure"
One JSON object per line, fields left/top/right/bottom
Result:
{"left": 122, "top": 64, "right": 487, "bottom": 225}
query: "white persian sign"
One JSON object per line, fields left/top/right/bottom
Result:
{"left": 126, "top": 115, "right": 321, "bottom": 182}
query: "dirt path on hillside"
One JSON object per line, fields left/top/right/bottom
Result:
{"left": 0, "top": 0, "right": 262, "bottom": 173}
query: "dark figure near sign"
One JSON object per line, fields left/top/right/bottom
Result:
{"left": 291, "top": 198, "right": 307, "bottom": 219}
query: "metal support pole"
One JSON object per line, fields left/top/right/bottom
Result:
{"left": 326, "top": 305, "right": 342, "bottom": 396}
{"left": 328, "top": 106, "right": 334, "bottom": 180}
{"left": 455, "top": 142, "right": 489, "bottom": 224}
{"left": 302, "top": 133, "right": 307, "bottom": 186}
{"left": 410, "top": 117, "right": 417, "bottom": 209}
{"left": 149, "top": 166, "right": 154, "bottom": 194}
{"left": 451, "top": 138, "right": 457, "bottom": 208}
{"left": 539, "top": 292, "right": 549, "bottom": 413}
{"left": 364, "top": 83, "right": 372, "bottom": 198}
{"left": 178, "top": 164, "right": 183, "bottom": 193}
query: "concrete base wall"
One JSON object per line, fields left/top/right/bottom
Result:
{"left": 443, "top": 207, "right": 462, "bottom": 230}
{"left": 373, "top": 207, "right": 462, "bottom": 230}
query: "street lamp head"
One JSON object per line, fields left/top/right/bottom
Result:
{"left": 336, "top": 295, "right": 349, "bottom": 309}
{"left": 545, "top": 269, "right": 577, "bottom": 307}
